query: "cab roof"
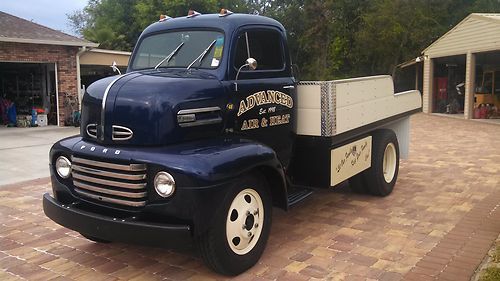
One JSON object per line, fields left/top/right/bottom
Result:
{"left": 141, "top": 13, "right": 286, "bottom": 37}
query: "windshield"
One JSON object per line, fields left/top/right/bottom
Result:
{"left": 131, "top": 30, "right": 224, "bottom": 70}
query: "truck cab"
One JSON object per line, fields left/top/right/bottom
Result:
{"left": 43, "top": 12, "right": 421, "bottom": 276}
{"left": 81, "top": 14, "right": 295, "bottom": 160}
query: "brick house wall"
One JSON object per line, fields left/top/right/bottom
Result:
{"left": 0, "top": 42, "right": 79, "bottom": 126}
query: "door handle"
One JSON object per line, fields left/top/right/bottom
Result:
{"left": 283, "top": 85, "right": 295, "bottom": 89}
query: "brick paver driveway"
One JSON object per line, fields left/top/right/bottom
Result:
{"left": 1, "top": 113, "right": 499, "bottom": 281}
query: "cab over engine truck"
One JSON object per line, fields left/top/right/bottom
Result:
{"left": 43, "top": 12, "right": 421, "bottom": 275}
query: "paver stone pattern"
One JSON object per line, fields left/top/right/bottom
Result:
{"left": 0, "top": 113, "right": 499, "bottom": 280}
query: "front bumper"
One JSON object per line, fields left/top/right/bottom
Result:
{"left": 43, "top": 193, "right": 193, "bottom": 247}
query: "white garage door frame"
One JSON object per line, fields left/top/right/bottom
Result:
{"left": 54, "top": 62, "right": 60, "bottom": 126}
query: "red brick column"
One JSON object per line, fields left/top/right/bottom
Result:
{"left": 0, "top": 42, "right": 79, "bottom": 126}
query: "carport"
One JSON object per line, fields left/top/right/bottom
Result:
{"left": 78, "top": 48, "right": 130, "bottom": 109}
{"left": 79, "top": 49, "right": 130, "bottom": 87}
{"left": 422, "top": 13, "right": 500, "bottom": 120}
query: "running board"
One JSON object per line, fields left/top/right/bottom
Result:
{"left": 287, "top": 186, "right": 313, "bottom": 207}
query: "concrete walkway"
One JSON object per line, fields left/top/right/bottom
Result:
{"left": 0, "top": 126, "right": 79, "bottom": 186}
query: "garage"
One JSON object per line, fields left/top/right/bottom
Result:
{"left": 0, "top": 62, "right": 57, "bottom": 125}
{"left": 0, "top": 11, "right": 98, "bottom": 126}
{"left": 422, "top": 13, "right": 500, "bottom": 121}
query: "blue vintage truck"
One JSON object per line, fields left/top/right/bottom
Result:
{"left": 43, "top": 11, "right": 421, "bottom": 275}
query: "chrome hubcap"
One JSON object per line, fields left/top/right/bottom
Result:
{"left": 226, "top": 188, "right": 264, "bottom": 255}
{"left": 383, "top": 142, "right": 397, "bottom": 183}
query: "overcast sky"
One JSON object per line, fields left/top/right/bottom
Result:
{"left": 1, "top": 0, "right": 88, "bottom": 36}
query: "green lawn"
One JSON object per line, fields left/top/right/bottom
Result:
{"left": 479, "top": 242, "right": 500, "bottom": 281}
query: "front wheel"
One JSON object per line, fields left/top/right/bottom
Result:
{"left": 197, "top": 173, "right": 272, "bottom": 276}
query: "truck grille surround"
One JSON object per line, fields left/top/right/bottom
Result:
{"left": 85, "top": 124, "right": 134, "bottom": 141}
{"left": 86, "top": 124, "right": 97, "bottom": 139}
{"left": 70, "top": 156, "right": 147, "bottom": 207}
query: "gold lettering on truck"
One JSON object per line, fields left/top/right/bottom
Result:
{"left": 237, "top": 90, "right": 293, "bottom": 116}
{"left": 330, "top": 136, "right": 372, "bottom": 186}
{"left": 240, "top": 114, "right": 290, "bottom": 131}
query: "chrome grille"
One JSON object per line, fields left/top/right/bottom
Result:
{"left": 112, "top": 125, "right": 133, "bottom": 141}
{"left": 71, "top": 156, "right": 147, "bottom": 207}
{"left": 86, "top": 124, "right": 97, "bottom": 139}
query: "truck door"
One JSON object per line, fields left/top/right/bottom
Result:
{"left": 229, "top": 27, "right": 296, "bottom": 167}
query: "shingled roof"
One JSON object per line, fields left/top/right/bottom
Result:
{"left": 0, "top": 11, "right": 98, "bottom": 47}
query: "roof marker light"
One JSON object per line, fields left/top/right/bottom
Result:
{"left": 159, "top": 14, "right": 171, "bottom": 22}
{"left": 219, "top": 9, "right": 234, "bottom": 17}
{"left": 187, "top": 10, "right": 201, "bottom": 18}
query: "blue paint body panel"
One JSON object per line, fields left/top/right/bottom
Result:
{"left": 55, "top": 136, "right": 282, "bottom": 187}
{"left": 49, "top": 135, "right": 284, "bottom": 234}
{"left": 81, "top": 70, "right": 226, "bottom": 146}
{"left": 47, "top": 14, "right": 294, "bottom": 241}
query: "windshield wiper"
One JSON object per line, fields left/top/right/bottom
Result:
{"left": 154, "top": 42, "right": 185, "bottom": 70}
{"left": 187, "top": 39, "right": 217, "bottom": 70}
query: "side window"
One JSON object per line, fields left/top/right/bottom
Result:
{"left": 234, "top": 29, "right": 284, "bottom": 71}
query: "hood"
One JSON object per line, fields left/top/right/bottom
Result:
{"left": 80, "top": 69, "right": 227, "bottom": 146}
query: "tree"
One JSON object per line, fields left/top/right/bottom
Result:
{"left": 470, "top": 0, "right": 500, "bottom": 12}
{"left": 351, "top": 0, "right": 480, "bottom": 76}
{"left": 68, "top": 0, "right": 500, "bottom": 77}
{"left": 68, "top": 0, "right": 227, "bottom": 50}
{"left": 260, "top": 0, "right": 369, "bottom": 80}
{"left": 68, "top": 0, "right": 141, "bottom": 50}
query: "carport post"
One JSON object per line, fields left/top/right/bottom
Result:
{"left": 464, "top": 51, "right": 476, "bottom": 119}
{"left": 76, "top": 46, "right": 87, "bottom": 111}
{"left": 422, "top": 57, "right": 434, "bottom": 113}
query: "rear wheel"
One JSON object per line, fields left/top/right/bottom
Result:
{"left": 197, "top": 173, "right": 271, "bottom": 276}
{"left": 364, "top": 130, "right": 400, "bottom": 196}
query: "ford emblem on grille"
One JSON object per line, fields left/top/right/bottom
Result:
{"left": 112, "top": 125, "right": 133, "bottom": 141}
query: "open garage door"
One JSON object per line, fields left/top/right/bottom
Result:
{"left": 474, "top": 51, "right": 500, "bottom": 120}
{"left": 432, "top": 55, "right": 467, "bottom": 116}
{"left": 0, "top": 62, "right": 57, "bottom": 126}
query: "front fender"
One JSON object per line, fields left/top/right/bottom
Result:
{"left": 168, "top": 137, "right": 289, "bottom": 210}
{"left": 54, "top": 136, "right": 288, "bottom": 207}
{"left": 50, "top": 136, "right": 288, "bottom": 235}
{"left": 133, "top": 137, "right": 288, "bottom": 208}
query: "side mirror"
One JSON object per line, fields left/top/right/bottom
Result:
{"left": 235, "top": 58, "right": 258, "bottom": 92}
{"left": 110, "top": 61, "right": 122, "bottom": 75}
{"left": 246, "top": 58, "right": 258, "bottom": 70}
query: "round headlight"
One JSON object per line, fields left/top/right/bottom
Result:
{"left": 154, "top": 171, "right": 175, "bottom": 197}
{"left": 55, "top": 156, "right": 72, "bottom": 179}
